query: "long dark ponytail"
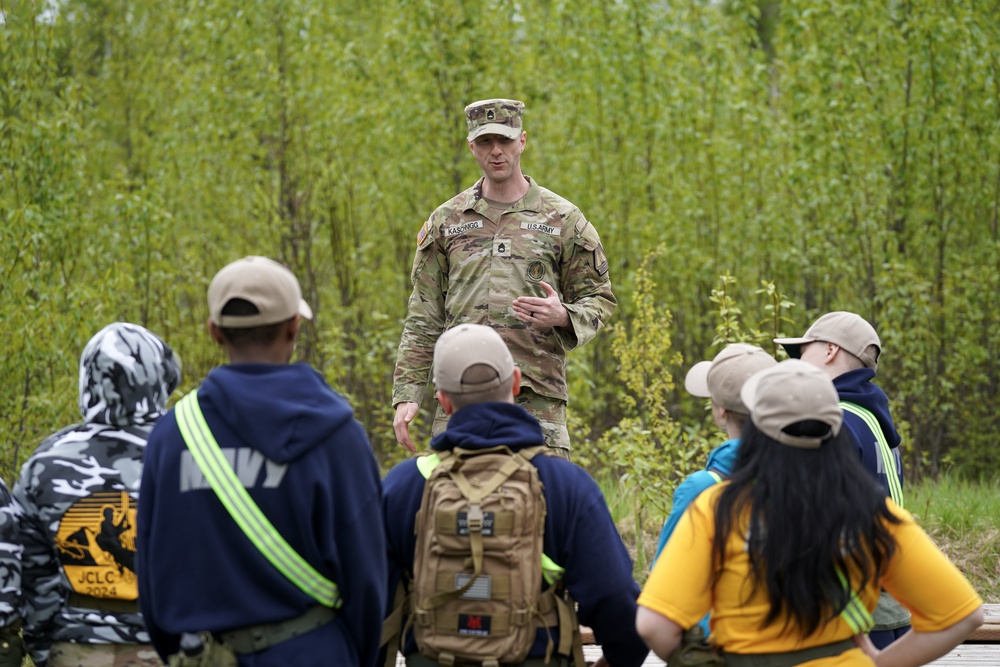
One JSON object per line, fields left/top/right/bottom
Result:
{"left": 711, "top": 419, "right": 900, "bottom": 636}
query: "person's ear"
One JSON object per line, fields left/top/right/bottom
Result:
{"left": 207, "top": 320, "right": 226, "bottom": 346}
{"left": 511, "top": 367, "right": 522, "bottom": 398}
{"left": 436, "top": 389, "right": 456, "bottom": 416}
{"left": 287, "top": 315, "right": 301, "bottom": 342}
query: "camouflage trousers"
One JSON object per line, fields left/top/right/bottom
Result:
{"left": 50, "top": 642, "right": 163, "bottom": 667}
{"left": 432, "top": 388, "right": 570, "bottom": 459}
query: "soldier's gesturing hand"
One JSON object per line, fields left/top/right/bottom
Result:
{"left": 394, "top": 402, "right": 419, "bottom": 453}
{"left": 512, "top": 281, "right": 570, "bottom": 328}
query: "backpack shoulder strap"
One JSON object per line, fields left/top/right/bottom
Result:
{"left": 839, "top": 401, "right": 904, "bottom": 507}
{"left": 174, "top": 391, "right": 340, "bottom": 608}
{"left": 380, "top": 578, "right": 410, "bottom": 667}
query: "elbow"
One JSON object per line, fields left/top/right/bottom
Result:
{"left": 961, "top": 606, "right": 986, "bottom": 635}
{"left": 635, "top": 606, "right": 682, "bottom": 659}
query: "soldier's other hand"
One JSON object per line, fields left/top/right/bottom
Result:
{"left": 512, "top": 281, "right": 570, "bottom": 328}
{"left": 394, "top": 402, "right": 419, "bottom": 453}
{"left": 587, "top": 658, "right": 609, "bottom": 667}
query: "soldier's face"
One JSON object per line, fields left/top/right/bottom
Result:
{"left": 469, "top": 132, "right": 526, "bottom": 185}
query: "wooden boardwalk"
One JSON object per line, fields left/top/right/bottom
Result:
{"left": 396, "top": 604, "right": 1000, "bottom": 665}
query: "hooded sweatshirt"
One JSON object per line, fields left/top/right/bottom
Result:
{"left": 13, "top": 322, "right": 181, "bottom": 667}
{"left": 137, "top": 363, "right": 385, "bottom": 667}
{"left": 654, "top": 438, "right": 740, "bottom": 562}
{"left": 0, "top": 479, "right": 24, "bottom": 629}
{"left": 833, "top": 368, "right": 904, "bottom": 501}
{"left": 381, "top": 402, "right": 649, "bottom": 667}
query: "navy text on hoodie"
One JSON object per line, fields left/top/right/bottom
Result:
{"left": 137, "top": 364, "right": 386, "bottom": 667}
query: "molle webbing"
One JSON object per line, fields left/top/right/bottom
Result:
{"left": 405, "top": 445, "right": 585, "bottom": 666}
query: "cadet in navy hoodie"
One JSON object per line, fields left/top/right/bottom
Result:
{"left": 381, "top": 324, "right": 648, "bottom": 667}
{"left": 775, "top": 311, "right": 909, "bottom": 648}
{"left": 137, "top": 256, "right": 386, "bottom": 667}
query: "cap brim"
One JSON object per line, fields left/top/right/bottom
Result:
{"left": 773, "top": 336, "right": 812, "bottom": 358}
{"left": 684, "top": 361, "right": 713, "bottom": 398}
{"left": 299, "top": 299, "right": 313, "bottom": 320}
{"left": 467, "top": 124, "right": 522, "bottom": 142}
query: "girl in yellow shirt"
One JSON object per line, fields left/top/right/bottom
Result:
{"left": 636, "top": 360, "right": 983, "bottom": 667}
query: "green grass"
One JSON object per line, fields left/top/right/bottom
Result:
{"left": 906, "top": 476, "right": 1000, "bottom": 603}
{"left": 601, "top": 473, "right": 1000, "bottom": 601}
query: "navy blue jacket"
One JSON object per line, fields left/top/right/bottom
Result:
{"left": 835, "top": 368, "right": 904, "bottom": 500}
{"left": 381, "top": 402, "right": 648, "bottom": 667}
{"left": 137, "top": 364, "right": 386, "bottom": 667}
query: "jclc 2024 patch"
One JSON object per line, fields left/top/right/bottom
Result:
{"left": 57, "top": 490, "right": 138, "bottom": 600}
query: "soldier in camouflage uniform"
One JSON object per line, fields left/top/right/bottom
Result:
{"left": 0, "top": 479, "right": 26, "bottom": 667}
{"left": 393, "top": 98, "right": 617, "bottom": 456}
{"left": 13, "top": 323, "right": 181, "bottom": 667}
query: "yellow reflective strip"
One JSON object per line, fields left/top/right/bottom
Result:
{"left": 416, "top": 453, "right": 441, "bottom": 479}
{"left": 177, "top": 393, "right": 340, "bottom": 607}
{"left": 178, "top": 396, "right": 337, "bottom": 604}
{"left": 835, "top": 570, "right": 874, "bottom": 633}
{"left": 541, "top": 553, "right": 564, "bottom": 585}
{"left": 840, "top": 402, "right": 904, "bottom": 507}
{"left": 182, "top": 396, "right": 338, "bottom": 605}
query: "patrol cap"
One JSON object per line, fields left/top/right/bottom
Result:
{"left": 465, "top": 99, "right": 525, "bottom": 142}
{"left": 433, "top": 324, "right": 515, "bottom": 395}
{"left": 684, "top": 344, "right": 777, "bottom": 415}
{"left": 741, "top": 359, "right": 843, "bottom": 449}
{"left": 774, "top": 311, "right": 881, "bottom": 370}
{"left": 208, "top": 256, "right": 313, "bottom": 328}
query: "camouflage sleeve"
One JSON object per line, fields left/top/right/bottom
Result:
{"left": 0, "top": 480, "right": 22, "bottom": 629}
{"left": 392, "top": 217, "right": 449, "bottom": 407}
{"left": 12, "top": 464, "right": 61, "bottom": 666}
{"left": 555, "top": 213, "right": 617, "bottom": 351}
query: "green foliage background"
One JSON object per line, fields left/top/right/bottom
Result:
{"left": 2, "top": 1, "right": 999, "bottom": 499}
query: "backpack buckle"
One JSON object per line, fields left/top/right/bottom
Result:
{"left": 467, "top": 504, "right": 484, "bottom": 532}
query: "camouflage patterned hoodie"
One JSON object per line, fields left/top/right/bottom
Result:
{"left": 13, "top": 323, "right": 181, "bottom": 667}
{"left": 0, "top": 479, "right": 23, "bottom": 629}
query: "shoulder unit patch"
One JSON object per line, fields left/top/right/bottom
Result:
{"left": 416, "top": 221, "right": 431, "bottom": 246}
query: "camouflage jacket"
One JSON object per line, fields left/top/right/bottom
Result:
{"left": 393, "top": 177, "right": 617, "bottom": 406}
{"left": 0, "top": 479, "right": 22, "bottom": 629}
{"left": 13, "top": 323, "right": 180, "bottom": 667}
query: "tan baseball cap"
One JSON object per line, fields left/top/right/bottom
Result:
{"left": 684, "top": 344, "right": 777, "bottom": 415}
{"left": 740, "top": 359, "right": 843, "bottom": 449}
{"left": 208, "top": 256, "right": 313, "bottom": 328}
{"left": 774, "top": 311, "right": 881, "bottom": 370}
{"left": 465, "top": 99, "right": 524, "bottom": 142}
{"left": 433, "top": 324, "right": 515, "bottom": 394}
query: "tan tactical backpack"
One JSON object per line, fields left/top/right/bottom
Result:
{"left": 408, "top": 444, "right": 558, "bottom": 666}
